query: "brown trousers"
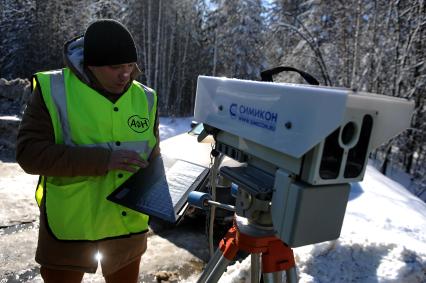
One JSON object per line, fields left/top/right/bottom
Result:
{"left": 36, "top": 202, "right": 148, "bottom": 276}
{"left": 40, "top": 256, "right": 141, "bottom": 283}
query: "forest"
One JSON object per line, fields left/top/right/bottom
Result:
{"left": 1, "top": 0, "right": 425, "bottom": 196}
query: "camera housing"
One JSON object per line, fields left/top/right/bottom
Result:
{"left": 194, "top": 76, "right": 413, "bottom": 247}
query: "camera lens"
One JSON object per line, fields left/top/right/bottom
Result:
{"left": 341, "top": 122, "right": 356, "bottom": 145}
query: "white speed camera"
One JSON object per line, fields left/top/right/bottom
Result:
{"left": 193, "top": 76, "right": 413, "bottom": 247}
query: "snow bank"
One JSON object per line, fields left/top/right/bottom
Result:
{"left": 215, "top": 166, "right": 426, "bottom": 283}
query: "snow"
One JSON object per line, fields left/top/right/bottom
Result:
{"left": 0, "top": 116, "right": 425, "bottom": 282}
{"left": 159, "top": 116, "right": 195, "bottom": 141}
{"left": 369, "top": 159, "right": 426, "bottom": 202}
{"left": 290, "top": 166, "right": 426, "bottom": 283}
{"left": 159, "top": 117, "right": 426, "bottom": 283}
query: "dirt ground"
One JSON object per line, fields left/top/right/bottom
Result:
{"left": 0, "top": 161, "right": 210, "bottom": 283}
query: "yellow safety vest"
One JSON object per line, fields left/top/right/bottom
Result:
{"left": 33, "top": 68, "right": 157, "bottom": 240}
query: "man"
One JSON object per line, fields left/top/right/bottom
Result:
{"left": 16, "top": 19, "right": 160, "bottom": 283}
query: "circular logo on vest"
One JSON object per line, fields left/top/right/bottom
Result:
{"left": 128, "top": 115, "right": 150, "bottom": 133}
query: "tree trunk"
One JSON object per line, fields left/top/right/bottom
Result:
{"left": 380, "top": 143, "right": 393, "bottom": 175}
{"left": 147, "top": 0, "right": 152, "bottom": 86}
{"left": 165, "top": 12, "right": 177, "bottom": 113}
{"left": 350, "top": 0, "right": 362, "bottom": 90}
{"left": 212, "top": 30, "right": 218, "bottom": 76}
{"left": 154, "top": 0, "right": 163, "bottom": 91}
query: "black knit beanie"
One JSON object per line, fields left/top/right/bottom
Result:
{"left": 84, "top": 19, "right": 137, "bottom": 66}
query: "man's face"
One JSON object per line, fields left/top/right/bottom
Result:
{"left": 88, "top": 63, "right": 135, "bottom": 94}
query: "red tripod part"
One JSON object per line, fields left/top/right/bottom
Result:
{"left": 218, "top": 226, "right": 239, "bottom": 260}
{"left": 218, "top": 223, "right": 296, "bottom": 273}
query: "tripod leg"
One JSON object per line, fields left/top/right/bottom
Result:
{"left": 203, "top": 253, "right": 232, "bottom": 283}
{"left": 262, "top": 271, "right": 283, "bottom": 283}
{"left": 251, "top": 254, "right": 261, "bottom": 283}
{"left": 198, "top": 248, "right": 226, "bottom": 283}
{"left": 198, "top": 224, "right": 239, "bottom": 282}
{"left": 262, "top": 268, "right": 298, "bottom": 283}
{"left": 259, "top": 238, "right": 296, "bottom": 283}
{"left": 285, "top": 267, "right": 298, "bottom": 283}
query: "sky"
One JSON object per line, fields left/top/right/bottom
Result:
{"left": 159, "top": 117, "right": 426, "bottom": 283}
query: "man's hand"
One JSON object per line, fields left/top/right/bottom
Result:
{"left": 107, "top": 150, "right": 148, "bottom": 173}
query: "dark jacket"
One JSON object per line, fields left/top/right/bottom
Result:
{"left": 16, "top": 35, "right": 160, "bottom": 177}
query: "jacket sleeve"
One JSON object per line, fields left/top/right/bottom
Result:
{"left": 16, "top": 85, "right": 111, "bottom": 177}
{"left": 149, "top": 108, "right": 161, "bottom": 161}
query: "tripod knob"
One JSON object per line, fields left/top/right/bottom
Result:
{"left": 188, "top": 191, "right": 212, "bottom": 210}
{"left": 231, "top": 183, "right": 239, "bottom": 198}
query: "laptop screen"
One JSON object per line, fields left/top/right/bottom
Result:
{"left": 107, "top": 155, "right": 209, "bottom": 223}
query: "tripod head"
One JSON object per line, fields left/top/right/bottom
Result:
{"left": 193, "top": 76, "right": 413, "bottom": 247}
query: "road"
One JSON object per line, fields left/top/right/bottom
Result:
{"left": 0, "top": 161, "right": 210, "bottom": 283}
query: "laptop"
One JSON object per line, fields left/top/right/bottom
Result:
{"left": 107, "top": 155, "right": 209, "bottom": 223}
